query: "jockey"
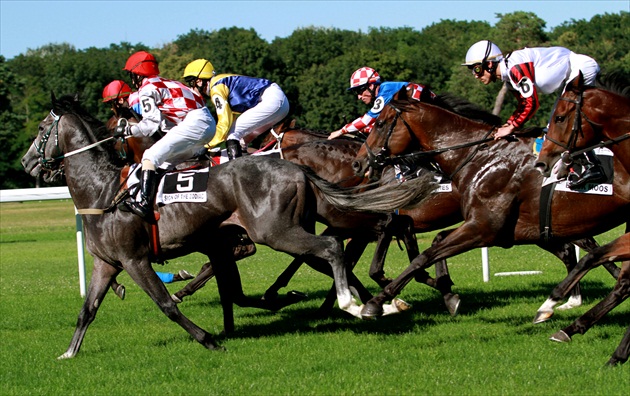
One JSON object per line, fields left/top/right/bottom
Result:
{"left": 182, "top": 59, "right": 290, "bottom": 160}
{"left": 115, "top": 51, "right": 217, "bottom": 221}
{"left": 102, "top": 80, "right": 141, "bottom": 118}
{"left": 463, "top": 40, "right": 605, "bottom": 189}
{"left": 328, "top": 67, "right": 435, "bottom": 140}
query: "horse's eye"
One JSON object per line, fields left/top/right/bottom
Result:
{"left": 375, "top": 120, "right": 384, "bottom": 128}
{"left": 555, "top": 115, "right": 566, "bottom": 123}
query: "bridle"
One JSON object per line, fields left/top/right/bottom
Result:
{"left": 35, "top": 110, "right": 118, "bottom": 173}
{"left": 544, "top": 88, "right": 603, "bottom": 157}
{"left": 544, "top": 86, "right": 630, "bottom": 164}
{"left": 362, "top": 103, "right": 495, "bottom": 178}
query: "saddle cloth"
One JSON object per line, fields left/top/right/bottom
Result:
{"left": 542, "top": 147, "right": 614, "bottom": 195}
{"left": 127, "top": 164, "right": 209, "bottom": 206}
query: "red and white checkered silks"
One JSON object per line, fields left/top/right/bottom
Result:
{"left": 349, "top": 67, "right": 381, "bottom": 88}
{"left": 140, "top": 77, "right": 206, "bottom": 125}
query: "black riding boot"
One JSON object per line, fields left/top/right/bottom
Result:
{"left": 226, "top": 139, "right": 242, "bottom": 161}
{"left": 127, "top": 169, "right": 157, "bottom": 221}
{"left": 568, "top": 150, "right": 606, "bottom": 189}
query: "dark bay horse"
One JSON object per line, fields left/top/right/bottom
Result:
{"left": 21, "top": 94, "right": 435, "bottom": 358}
{"left": 351, "top": 90, "right": 629, "bottom": 321}
{"left": 533, "top": 72, "right": 630, "bottom": 365}
{"left": 256, "top": 125, "right": 461, "bottom": 315}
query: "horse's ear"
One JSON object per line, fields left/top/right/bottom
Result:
{"left": 399, "top": 86, "right": 410, "bottom": 101}
{"left": 568, "top": 72, "right": 585, "bottom": 93}
{"left": 289, "top": 119, "right": 296, "bottom": 128}
{"left": 50, "top": 91, "right": 56, "bottom": 104}
{"left": 73, "top": 93, "right": 80, "bottom": 102}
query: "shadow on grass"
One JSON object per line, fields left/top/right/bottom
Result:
{"left": 174, "top": 277, "right": 625, "bottom": 343}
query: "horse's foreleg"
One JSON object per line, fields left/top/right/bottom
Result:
{"left": 59, "top": 258, "right": 119, "bottom": 359}
{"left": 172, "top": 261, "right": 215, "bottom": 303}
{"left": 535, "top": 237, "right": 630, "bottom": 324}
{"left": 549, "top": 262, "right": 629, "bottom": 350}
{"left": 125, "top": 258, "right": 221, "bottom": 351}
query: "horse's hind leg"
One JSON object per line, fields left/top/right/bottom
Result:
{"left": 59, "top": 258, "right": 119, "bottom": 359}
{"left": 409, "top": 229, "right": 460, "bottom": 316}
{"left": 124, "top": 258, "right": 221, "bottom": 351}
{"left": 172, "top": 261, "right": 215, "bottom": 303}
{"left": 607, "top": 325, "right": 630, "bottom": 366}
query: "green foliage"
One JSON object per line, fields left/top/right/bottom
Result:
{"left": 2, "top": 12, "right": 628, "bottom": 188}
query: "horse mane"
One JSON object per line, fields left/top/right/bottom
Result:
{"left": 390, "top": 88, "right": 502, "bottom": 127}
{"left": 595, "top": 72, "right": 630, "bottom": 98}
{"left": 52, "top": 93, "right": 121, "bottom": 163}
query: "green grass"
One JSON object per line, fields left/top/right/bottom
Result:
{"left": 1, "top": 200, "right": 628, "bottom": 395}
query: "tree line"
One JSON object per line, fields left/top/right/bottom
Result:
{"left": 1, "top": 11, "right": 627, "bottom": 188}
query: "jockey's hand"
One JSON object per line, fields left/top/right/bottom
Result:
{"left": 494, "top": 123, "right": 515, "bottom": 140}
{"left": 113, "top": 124, "right": 132, "bottom": 139}
{"left": 328, "top": 129, "right": 345, "bottom": 140}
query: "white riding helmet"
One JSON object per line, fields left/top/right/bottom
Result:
{"left": 462, "top": 40, "right": 503, "bottom": 66}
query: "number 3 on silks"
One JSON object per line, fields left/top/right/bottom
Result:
{"left": 516, "top": 77, "right": 534, "bottom": 98}
{"left": 371, "top": 97, "right": 385, "bottom": 113}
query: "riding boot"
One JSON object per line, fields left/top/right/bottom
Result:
{"left": 567, "top": 150, "right": 606, "bottom": 189}
{"left": 226, "top": 139, "right": 242, "bottom": 161}
{"left": 126, "top": 169, "right": 157, "bottom": 221}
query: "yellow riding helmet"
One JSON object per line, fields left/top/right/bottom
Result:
{"left": 182, "top": 59, "right": 215, "bottom": 80}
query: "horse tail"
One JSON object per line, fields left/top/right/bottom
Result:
{"left": 300, "top": 165, "right": 437, "bottom": 213}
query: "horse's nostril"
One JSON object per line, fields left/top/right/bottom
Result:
{"left": 351, "top": 160, "right": 361, "bottom": 172}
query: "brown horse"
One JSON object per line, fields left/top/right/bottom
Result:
{"left": 256, "top": 124, "right": 461, "bottom": 315}
{"left": 534, "top": 72, "right": 630, "bottom": 365}
{"left": 351, "top": 89, "right": 628, "bottom": 321}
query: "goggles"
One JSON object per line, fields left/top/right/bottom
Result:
{"left": 468, "top": 63, "right": 485, "bottom": 77}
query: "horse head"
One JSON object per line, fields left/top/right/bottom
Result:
{"left": 21, "top": 92, "right": 116, "bottom": 183}
{"left": 536, "top": 71, "right": 630, "bottom": 177}
{"left": 352, "top": 89, "right": 420, "bottom": 181}
{"left": 535, "top": 73, "right": 587, "bottom": 177}
{"left": 105, "top": 106, "right": 156, "bottom": 164}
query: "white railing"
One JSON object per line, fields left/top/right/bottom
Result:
{"left": 1, "top": 187, "right": 88, "bottom": 297}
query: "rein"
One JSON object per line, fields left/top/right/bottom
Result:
{"left": 364, "top": 103, "right": 496, "bottom": 178}
{"left": 37, "top": 110, "right": 119, "bottom": 170}
{"left": 543, "top": 87, "right": 616, "bottom": 160}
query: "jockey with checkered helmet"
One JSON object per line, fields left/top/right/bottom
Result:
{"left": 328, "top": 67, "right": 435, "bottom": 140}
{"left": 115, "top": 51, "right": 217, "bottom": 221}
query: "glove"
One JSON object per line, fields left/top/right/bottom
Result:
{"left": 113, "top": 123, "right": 131, "bottom": 138}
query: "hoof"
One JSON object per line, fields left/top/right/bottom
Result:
{"left": 287, "top": 290, "right": 308, "bottom": 303}
{"left": 171, "top": 294, "right": 182, "bottom": 304}
{"left": 444, "top": 293, "right": 460, "bottom": 317}
{"left": 393, "top": 298, "right": 412, "bottom": 312}
{"left": 57, "top": 351, "right": 75, "bottom": 360}
{"left": 361, "top": 301, "right": 383, "bottom": 319}
{"left": 114, "top": 284, "right": 126, "bottom": 300}
{"left": 533, "top": 310, "right": 553, "bottom": 324}
{"left": 549, "top": 330, "right": 571, "bottom": 343}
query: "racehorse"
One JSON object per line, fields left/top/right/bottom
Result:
{"left": 255, "top": 125, "right": 461, "bottom": 315}
{"left": 351, "top": 88, "right": 628, "bottom": 321}
{"left": 533, "top": 72, "right": 630, "bottom": 365}
{"left": 21, "top": 93, "right": 436, "bottom": 358}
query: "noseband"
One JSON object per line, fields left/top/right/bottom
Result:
{"left": 363, "top": 105, "right": 418, "bottom": 171}
{"left": 35, "top": 109, "right": 118, "bottom": 173}
{"left": 544, "top": 88, "right": 602, "bottom": 159}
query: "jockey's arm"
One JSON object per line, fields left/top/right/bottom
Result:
{"left": 205, "top": 85, "right": 235, "bottom": 148}
{"left": 129, "top": 90, "right": 162, "bottom": 137}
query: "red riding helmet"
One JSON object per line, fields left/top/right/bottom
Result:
{"left": 102, "top": 80, "right": 132, "bottom": 103}
{"left": 348, "top": 67, "right": 381, "bottom": 92}
{"left": 123, "top": 51, "right": 160, "bottom": 77}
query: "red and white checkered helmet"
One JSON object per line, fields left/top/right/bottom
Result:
{"left": 349, "top": 67, "right": 381, "bottom": 90}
